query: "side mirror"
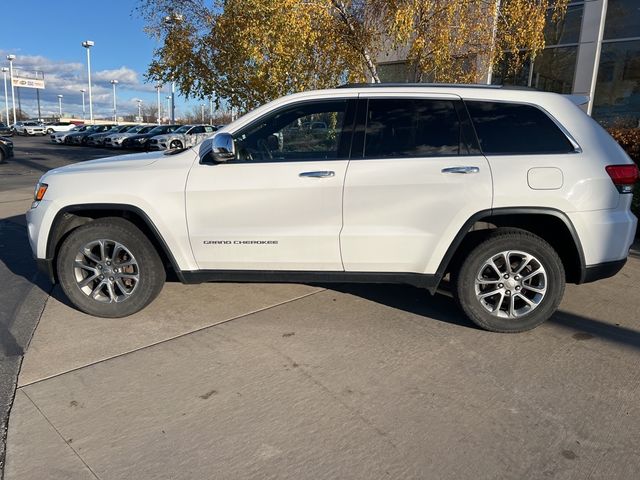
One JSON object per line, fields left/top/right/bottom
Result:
{"left": 210, "top": 132, "right": 236, "bottom": 163}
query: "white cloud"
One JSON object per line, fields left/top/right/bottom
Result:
{"left": 0, "top": 50, "right": 160, "bottom": 118}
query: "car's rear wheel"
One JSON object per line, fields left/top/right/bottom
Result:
{"left": 453, "top": 229, "right": 565, "bottom": 333}
{"left": 57, "top": 218, "right": 165, "bottom": 318}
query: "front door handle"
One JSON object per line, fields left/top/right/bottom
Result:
{"left": 441, "top": 166, "right": 480, "bottom": 174}
{"left": 299, "top": 171, "right": 335, "bottom": 178}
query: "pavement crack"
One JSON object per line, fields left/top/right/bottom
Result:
{"left": 21, "top": 390, "right": 101, "bottom": 480}
{"left": 20, "top": 288, "right": 326, "bottom": 388}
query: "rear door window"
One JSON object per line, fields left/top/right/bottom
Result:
{"left": 363, "top": 99, "right": 464, "bottom": 158}
{"left": 465, "top": 101, "right": 575, "bottom": 155}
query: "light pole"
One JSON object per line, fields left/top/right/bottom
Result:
{"left": 110, "top": 80, "right": 119, "bottom": 123}
{"left": 166, "top": 96, "right": 171, "bottom": 124}
{"left": 137, "top": 100, "right": 142, "bottom": 121}
{"left": 57, "top": 95, "right": 63, "bottom": 117}
{"left": 82, "top": 41, "right": 94, "bottom": 123}
{"left": 200, "top": 104, "right": 205, "bottom": 122}
{"left": 80, "top": 89, "right": 86, "bottom": 119}
{"left": 1, "top": 67, "right": 9, "bottom": 126}
{"left": 155, "top": 84, "right": 162, "bottom": 124}
{"left": 6, "top": 55, "right": 16, "bottom": 124}
{"left": 163, "top": 13, "right": 183, "bottom": 123}
{"left": 209, "top": 97, "right": 214, "bottom": 125}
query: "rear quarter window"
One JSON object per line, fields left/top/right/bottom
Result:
{"left": 465, "top": 101, "right": 575, "bottom": 155}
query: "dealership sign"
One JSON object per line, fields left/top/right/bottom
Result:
{"left": 12, "top": 75, "right": 45, "bottom": 89}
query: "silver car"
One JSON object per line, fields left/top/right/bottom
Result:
{"left": 148, "top": 124, "right": 218, "bottom": 150}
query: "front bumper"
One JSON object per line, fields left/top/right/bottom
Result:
{"left": 36, "top": 258, "right": 56, "bottom": 284}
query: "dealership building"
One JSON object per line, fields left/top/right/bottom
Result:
{"left": 377, "top": 0, "right": 639, "bottom": 127}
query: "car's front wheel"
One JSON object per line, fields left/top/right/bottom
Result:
{"left": 454, "top": 229, "right": 565, "bottom": 333}
{"left": 57, "top": 218, "right": 166, "bottom": 318}
{"left": 169, "top": 140, "right": 182, "bottom": 149}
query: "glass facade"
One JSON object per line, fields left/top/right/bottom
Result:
{"left": 544, "top": 4, "right": 583, "bottom": 45}
{"left": 593, "top": 0, "right": 640, "bottom": 126}
{"left": 375, "top": 0, "right": 640, "bottom": 124}
{"left": 491, "top": 3, "right": 582, "bottom": 94}
{"left": 604, "top": 0, "right": 640, "bottom": 40}
{"left": 492, "top": 47, "right": 578, "bottom": 94}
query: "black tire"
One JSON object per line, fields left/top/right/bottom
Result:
{"left": 453, "top": 228, "right": 565, "bottom": 333}
{"left": 47, "top": 128, "right": 54, "bottom": 134}
{"left": 57, "top": 217, "right": 165, "bottom": 318}
{"left": 0, "top": 149, "right": 5, "bottom": 164}
{"left": 169, "top": 140, "right": 182, "bottom": 149}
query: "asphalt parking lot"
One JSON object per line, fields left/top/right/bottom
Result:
{"left": 2, "top": 135, "right": 640, "bottom": 479}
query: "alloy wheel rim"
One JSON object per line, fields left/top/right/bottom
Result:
{"left": 73, "top": 239, "right": 139, "bottom": 303}
{"left": 474, "top": 250, "right": 547, "bottom": 319}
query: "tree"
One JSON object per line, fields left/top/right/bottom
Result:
{"left": 138, "top": 0, "right": 568, "bottom": 110}
{"left": 138, "top": 0, "right": 370, "bottom": 111}
{"left": 373, "top": 0, "right": 568, "bottom": 83}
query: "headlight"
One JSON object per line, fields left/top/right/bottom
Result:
{"left": 34, "top": 182, "right": 48, "bottom": 201}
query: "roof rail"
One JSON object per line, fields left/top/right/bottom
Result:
{"left": 337, "top": 82, "right": 535, "bottom": 91}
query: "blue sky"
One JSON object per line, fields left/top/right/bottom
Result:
{"left": 0, "top": 0, "right": 200, "bottom": 121}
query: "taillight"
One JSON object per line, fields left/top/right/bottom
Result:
{"left": 606, "top": 164, "right": 639, "bottom": 194}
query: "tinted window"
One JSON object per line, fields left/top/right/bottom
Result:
{"left": 364, "top": 99, "right": 462, "bottom": 158}
{"left": 190, "top": 126, "right": 205, "bottom": 134}
{"left": 235, "top": 100, "right": 350, "bottom": 162}
{"left": 465, "top": 101, "right": 574, "bottom": 155}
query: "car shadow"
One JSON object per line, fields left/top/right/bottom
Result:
{"left": 323, "top": 282, "right": 478, "bottom": 330}
{"left": 320, "top": 282, "right": 640, "bottom": 350}
{"left": 0, "top": 214, "right": 52, "bottom": 357}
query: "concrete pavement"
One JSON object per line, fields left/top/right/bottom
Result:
{"left": 0, "top": 136, "right": 121, "bottom": 474}
{"left": 6, "top": 258, "right": 640, "bottom": 479}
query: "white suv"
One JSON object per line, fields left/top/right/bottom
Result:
{"left": 14, "top": 121, "right": 45, "bottom": 136}
{"left": 26, "top": 85, "right": 638, "bottom": 332}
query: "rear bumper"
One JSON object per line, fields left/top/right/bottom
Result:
{"left": 580, "top": 258, "right": 627, "bottom": 284}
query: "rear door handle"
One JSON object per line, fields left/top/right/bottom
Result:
{"left": 299, "top": 171, "right": 335, "bottom": 178}
{"left": 441, "top": 166, "right": 480, "bottom": 174}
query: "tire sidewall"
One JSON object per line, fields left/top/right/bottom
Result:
{"left": 57, "top": 219, "right": 165, "bottom": 318}
{"left": 456, "top": 233, "right": 565, "bottom": 333}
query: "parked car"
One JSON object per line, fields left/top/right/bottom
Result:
{"left": 86, "top": 125, "right": 133, "bottom": 147}
{"left": 0, "top": 136, "right": 13, "bottom": 163}
{"left": 0, "top": 122, "right": 13, "bottom": 136}
{"left": 13, "top": 121, "right": 45, "bottom": 136}
{"left": 121, "top": 124, "right": 181, "bottom": 150}
{"left": 104, "top": 125, "right": 153, "bottom": 148}
{"left": 44, "top": 122, "right": 77, "bottom": 134}
{"left": 50, "top": 125, "right": 89, "bottom": 144}
{"left": 148, "top": 124, "right": 217, "bottom": 150}
{"left": 26, "top": 85, "right": 638, "bottom": 331}
{"left": 67, "top": 125, "right": 115, "bottom": 145}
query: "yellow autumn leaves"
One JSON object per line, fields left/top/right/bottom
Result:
{"left": 140, "top": 0, "right": 568, "bottom": 111}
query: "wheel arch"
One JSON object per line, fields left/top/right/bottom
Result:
{"left": 46, "top": 203, "right": 183, "bottom": 283}
{"left": 437, "top": 207, "right": 587, "bottom": 286}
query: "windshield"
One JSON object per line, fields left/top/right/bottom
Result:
{"left": 139, "top": 126, "right": 154, "bottom": 134}
{"left": 118, "top": 125, "right": 134, "bottom": 132}
{"left": 127, "top": 125, "right": 146, "bottom": 133}
{"left": 174, "top": 125, "right": 190, "bottom": 134}
{"left": 147, "top": 126, "right": 166, "bottom": 135}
